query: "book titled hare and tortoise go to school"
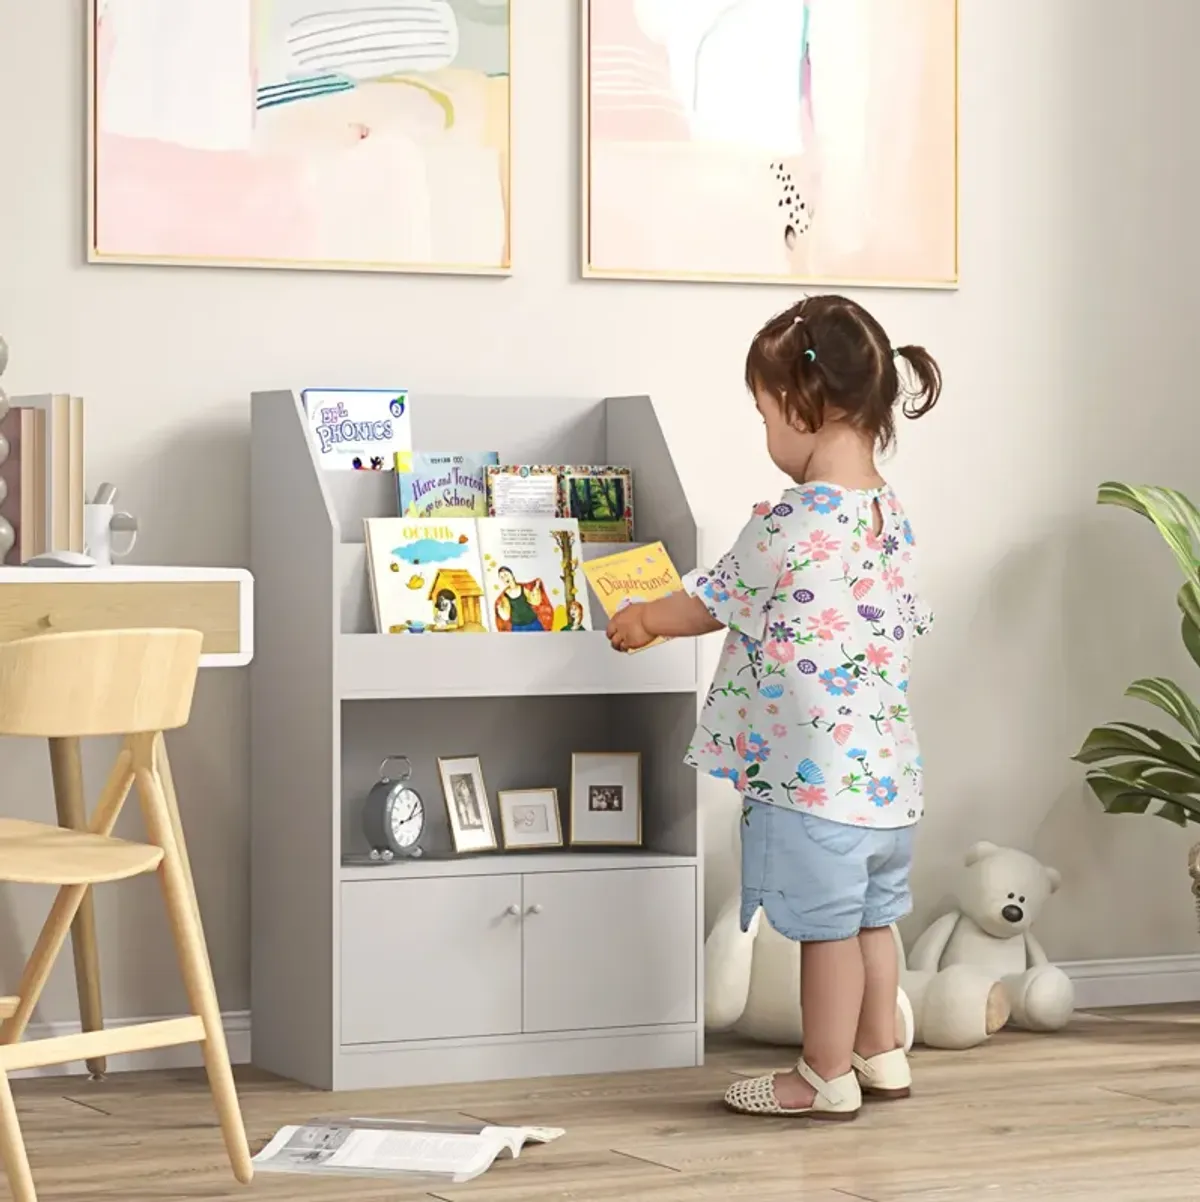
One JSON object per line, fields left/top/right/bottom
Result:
{"left": 300, "top": 388, "right": 680, "bottom": 639}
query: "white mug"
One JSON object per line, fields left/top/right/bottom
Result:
{"left": 83, "top": 503, "right": 137, "bottom": 566}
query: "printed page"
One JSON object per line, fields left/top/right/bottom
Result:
{"left": 324, "top": 1129, "right": 494, "bottom": 1181}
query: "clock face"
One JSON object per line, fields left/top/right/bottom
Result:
{"left": 388, "top": 786, "right": 424, "bottom": 850}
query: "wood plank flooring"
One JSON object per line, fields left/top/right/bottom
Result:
{"left": 5, "top": 1006, "right": 1200, "bottom": 1200}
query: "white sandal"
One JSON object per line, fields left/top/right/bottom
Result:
{"left": 723, "top": 1059, "right": 862, "bottom": 1120}
{"left": 852, "top": 1048, "right": 912, "bottom": 1100}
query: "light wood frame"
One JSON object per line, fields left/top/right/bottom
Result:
{"left": 498, "top": 788, "right": 563, "bottom": 850}
{"left": 569, "top": 752, "right": 642, "bottom": 847}
{"left": 86, "top": 0, "right": 514, "bottom": 277}
{"left": 438, "top": 755, "right": 499, "bottom": 854}
{"left": 579, "top": 0, "right": 960, "bottom": 289}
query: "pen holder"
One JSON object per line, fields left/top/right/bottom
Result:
{"left": 83, "top": 503, "right": 138, "bottom": 566}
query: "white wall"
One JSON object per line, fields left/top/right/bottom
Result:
{"left": 1, "top": 0, "right": 1198, "bottom": 1026}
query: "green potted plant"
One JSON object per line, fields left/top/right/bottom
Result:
{"left": 1073, "top": 483, "right": 1200, "bottom": 925}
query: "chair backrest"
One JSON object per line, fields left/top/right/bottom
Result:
{"left": 0, "top": 628, "right": 203, "bottom": 737}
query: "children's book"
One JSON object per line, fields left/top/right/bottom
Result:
{"left": 477, "top": 518, "right": 591, "bottom": 633}
{"left": 253, "top": 1116, "right": 564, "bottom": 1184}
{"left": 582, "top": 542, "right": 683, "bottom": 653}
{"left": 486, "top": 464, "right": 560, "bottom": 517}
{"left": 397, "top": 452, "right": 499, "bottom": 518}
{"left": 364, "top": 518, "right": 489, "bottom": 634}
{"left": 303, "top": 388, "right": 412, "bottom": 472}
{"left": 560, "top": 466, "right": 634, "bottom": 543}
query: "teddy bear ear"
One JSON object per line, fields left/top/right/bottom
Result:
{"left": 1046, "top": 866, "right": 1062, "bottom": 893}
{"left": 965, "top": 841, "right": 1000, "bottom": 866}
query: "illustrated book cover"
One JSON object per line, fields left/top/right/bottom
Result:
{"left": 582, "top": 542, "right": 682, "bottom": 652}
{"left": 477, "top": 518, "right": 591, "bottom": 633}
{"left": 560, "top": 466, "right": 633, "bottom": 542}
{"left": 397, "top": 452, "right": 500, "bottom": 519}
{"left": 486, "top": 464, "right": 560, "bottom": 517}
{"left": 364, "top": 518, "right": 489, "bottom": 634}
{"left": 303, "top": 388, "right": 412, "bottom": 472}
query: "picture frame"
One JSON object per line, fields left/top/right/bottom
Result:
{"left": 88, "top": 0, "right": 512, "bottom": 276}
{"left": 580, "top": 0, "right": 959, "bottom": 289}
{"left": 437, "top": 755, "right": 498, "bottom": 854}
{"left": 570, "top": 752, "right": 642, "bottom": 847}
{"left": 498, "top": 789, "right": 564, "bottom": 851}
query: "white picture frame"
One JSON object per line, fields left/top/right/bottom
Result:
{"left": 437, "top": 755, "right": 498, "bottom": 854}
{"left": 570, "top": 753, "right": 642, "bottom": 847}
{"left": 498, "top": 789, "right": 564, "bottom": 851}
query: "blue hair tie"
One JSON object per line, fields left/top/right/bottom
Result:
{"left": 804, "top": 349, "right": 817, "bottom": 363}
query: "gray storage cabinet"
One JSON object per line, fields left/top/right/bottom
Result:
{"left": 250, "top": 390, "right": 703, "bottom": 1090}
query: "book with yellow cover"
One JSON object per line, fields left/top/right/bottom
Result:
{"left": 582, "top": 542, "right": 682, "bottom": 652}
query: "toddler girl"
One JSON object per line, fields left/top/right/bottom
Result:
{"left": 606, "top": 295, "right": 940, "bottom": 1121}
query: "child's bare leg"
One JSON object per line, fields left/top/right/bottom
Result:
{"left": 855, "top": 924, "right": 900, "bottom": 1060}
{"left": 770, "top": 936, "right": 864, "bottom": 1109}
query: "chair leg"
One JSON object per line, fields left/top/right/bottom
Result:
{"left": 1, "top": 884, "right": 87, "bottom": 1047}
{"left": 3, "top": 753, "right": 137, "bottom": 1048}
{"left": 132, "top": 748, "right": 253, "bottom": 1186}
{"left": 48, "top": 736, "right": 106, "bottom": 1080}
{"left": 0, "top": 1071, "right": 37, "bottom": 1202}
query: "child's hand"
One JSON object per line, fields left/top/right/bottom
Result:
{"left": 607, "top": 604, "right": 654, "bottom": 652}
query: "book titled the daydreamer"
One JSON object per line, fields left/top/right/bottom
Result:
{"left": 302, "top": 388, "right": 412, "bottom": 471}
{"left": 397, "top": 451, "right": 499, "bottom": 518}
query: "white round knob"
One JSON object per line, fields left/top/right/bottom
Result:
{"left": 506, "top": 904, "right": 520, "bottom": 917}
{"left": 0, "top": 386, "right": 8, "bottom": 424}
{"left": 0, "top": 430, "right": 8, "bottom": 468}
{"left": 527, "top": 904, "right": 543, "bottom": 916}
{"left": 0, "top": 336, "right": 8, "bottom": 377}
{"left": 0, "top": 518, "right": 14, "bottom": 565}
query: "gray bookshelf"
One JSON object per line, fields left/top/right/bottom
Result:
{"left": 249, "top": 390, "right": 703, "bottom": 1090}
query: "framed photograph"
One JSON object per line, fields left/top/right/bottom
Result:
{"left": 570, "top": 753, "right": 642, "bottom": 847}
{"left": 437, "top": 756, "right": 498, "bottom": 854}
{"left": 498, "top": 789, "right": 564, "bottom": 851}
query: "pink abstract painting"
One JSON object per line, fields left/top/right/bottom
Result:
{"left": 585, "top": 0, "right": 957, "bottom": 287}
{"left": 91, "top": 0, "right": 511, "bottom": 273}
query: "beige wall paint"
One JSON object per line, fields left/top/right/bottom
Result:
{"left": 0, "top": 0, "right": 1198, "bottom": 1025}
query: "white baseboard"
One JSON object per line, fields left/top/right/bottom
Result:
{"left": 11, "top": 1011, "right": 251, "bottom": 1080}
{"left": 1063, "top": 954, "right": 1200, "bottom": 1010}
{"left": 11, "top": 959, "right": 1199, "bottom": 1081}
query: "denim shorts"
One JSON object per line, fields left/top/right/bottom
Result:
{"left": 740, "top": 800, "right": 916, "bottom": 942}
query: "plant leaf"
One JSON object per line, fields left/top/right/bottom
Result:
{"left": 1098, "top": 483, "right": 1200, "bottom": 586}
{"left": 1074, "top": 721, "right": 1200, "bottom": 777}
{"left": 1125, "top": 677, "right": 1200, "bottom": 741}
{"left": 1183, "top": 612, "right": 1200, "bottom": 674}
{"left": 1083, "top": 767, "right": 1200, "bottom": 825}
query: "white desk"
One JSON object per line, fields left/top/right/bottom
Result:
{"left": 0, "top": 565, "right": 254, "bottom": 1076}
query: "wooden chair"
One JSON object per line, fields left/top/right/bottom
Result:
{"left": 0, "top": 628, "right": 253, "bottom": 1200}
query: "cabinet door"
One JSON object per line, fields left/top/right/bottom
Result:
{"left": 340, "top": 876, "right": 523, "bottom": 1045}
{"left": 522, "top": 867, "right": 696, "bottom": 1033}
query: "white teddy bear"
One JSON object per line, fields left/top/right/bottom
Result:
{"left": 902, "top": 841, "right": 1075, "bottom": 1049}
{"left": 705, "top": 892, "right": 915, "bottom": 1050}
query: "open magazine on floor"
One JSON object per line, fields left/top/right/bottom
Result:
{"left": 252, "top": 1117, "right": 564, "bottom": 1184}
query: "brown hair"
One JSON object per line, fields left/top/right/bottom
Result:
{"left": 744, "top": 295, "right": 941, "bottom": 450}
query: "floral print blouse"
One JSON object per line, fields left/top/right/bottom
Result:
{"left": 682, "top": 483, "right": 932, "bottom": 829}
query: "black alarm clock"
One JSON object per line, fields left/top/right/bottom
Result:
{"left": 362, "top": 756, "right": 425, "bottom": 861}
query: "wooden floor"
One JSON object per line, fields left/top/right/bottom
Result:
{"left": 6, "top": 1006, "right": 1200, "bottom": 1200}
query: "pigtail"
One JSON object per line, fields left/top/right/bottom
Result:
{"left": 894, "top": 345, "right": 942, "bottom": 420}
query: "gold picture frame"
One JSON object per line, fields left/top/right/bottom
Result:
{"left": 498, "top": 789, "right": 564, "bottom": 851}
{"left": 438, "top": 755, "right": 499, "bottom": 855}
{"left": 88, "top": 0, "right": 513, "bottom": 276}
{"left": 569, "top": 752, "right": 642, "bottom": 848}
{"left": 580, "top": 0, "right": 960, "bottom": 289}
